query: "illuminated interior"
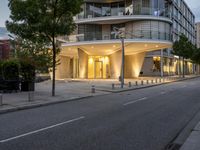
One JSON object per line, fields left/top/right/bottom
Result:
{"left": 88, "top": 56, "right": 110, "bottom": 79}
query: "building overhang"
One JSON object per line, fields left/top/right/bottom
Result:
{"left": 75, "top": 15, "right": 173, "bottom": 25}
{"left": 60, "top": 39, "right": 172, "bottom": 56}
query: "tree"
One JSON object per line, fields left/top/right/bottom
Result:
{"left": 16, "top": 37, "right": 53, "bottom": 73}
{"left": 192, "top": 48, "right": 200, "bottom": 64}
{"left": 6, "top": 0, "right": 83, "bottom": 96}
{"left": 172, "top": 34, "right": 194, "bottom": 77}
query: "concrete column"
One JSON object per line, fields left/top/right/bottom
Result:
{"left": 160, "top": 49, "right": 164, "bottom": 77}
{"left": 124, "top": 52, "right": 146, "bottom": 78}
{"left": 54, "top": 55, "right": 72, "bottom": 80}
{"left": 78, "top": 49, "right": 88, "bottom": 79}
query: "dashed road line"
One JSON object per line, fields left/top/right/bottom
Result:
{"left": 123, "top": 97, "right": 148, "bottom": 106}
{"left": 0, "top": 116, "right": 85, "bottom": 143}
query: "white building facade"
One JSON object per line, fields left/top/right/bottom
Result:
{"left": 56, "top": 0, "right": 196, "bottom": 79}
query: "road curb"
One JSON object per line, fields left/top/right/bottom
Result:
{"left": 100, "top": 76, "right": 200, "bottom": 93}
{"left": 0, "top": 95, "right": 94, "bottom": 115}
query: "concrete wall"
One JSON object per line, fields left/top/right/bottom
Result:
{"left": 140, "top": 57, "right": 158, "bottom": 76}
{"left": 124, "top": 52, "right": 146, "bottom": 78}
{"left": 55, "top": 56, "right": 72, "bottom": 79}
{"left": 109, "top": 50, "right": 122, "bottom": 79}
{"left": 78, "top": 49, "right": 88, "bottom": 78}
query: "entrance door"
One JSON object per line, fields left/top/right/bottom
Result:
{"left": 95, "top": 61, "right": 103, "bottom": 79}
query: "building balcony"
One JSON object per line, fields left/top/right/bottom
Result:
{"left": 75, "top": 7, "right": 172, "bottom": 24}
{"left": 59, "top": 30, "right": 172, "bottom": 57}
{"left": 60, "top": 31, "right": 172, "bottom": 44}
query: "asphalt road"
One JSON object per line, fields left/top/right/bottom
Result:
{"left": 1, "top": 78, "right": 200, "bottom": 150}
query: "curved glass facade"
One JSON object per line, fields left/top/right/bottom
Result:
{"left": 66, "top": 20, "right": 172, "bottom": 42}
{"left": 78, "top": 0, "right": 171, "bottom": 19}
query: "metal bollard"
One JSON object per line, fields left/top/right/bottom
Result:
{"left": 159, "top": 78, "right": 162, "bottom": 83}
{"left": 147, "top": 80, "right": 149, "bottom": 84}
{"left": 141, "top": 80, "right": 144, "bottom": 85}
{"left": 28, "top": 92, "right": 34, "bottom": 102}
{"left": 91, "top": 85, "right": 95, "bottom": 93}
{"left": 135, "top": 81, "right": 138, "bottom": 86}
{"left": 112, "top": 83, "right": 115, "bottom": 90}
{"left": 156, "top": 78, "right": 158, "bottom": 83}
{"left": 128, "top": 82, "right": 132, "bottom": 88}
{"left": 151, "top": 80, "right": 154, "bottom": 84}
{"left": 0, "top": 94, "right": 2, "bottom": 106}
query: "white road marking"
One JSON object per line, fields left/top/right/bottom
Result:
{"left": 160, "top": 91, "right": 167, "bottom": 95}
{"left": 123, "top": 97, "right": 147, "bottom": 106}
{"left": 0, "top": 116, "right": 85, "bottom": 143}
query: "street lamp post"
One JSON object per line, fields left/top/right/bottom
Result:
{"left": 112, "top": 27, "right": 125, "bottom": 88}
{"left": 120, "top": 37, "right": 125, "bottom": 88}
{"left": 111, "top": 27, "right": 143, "bottom": 88}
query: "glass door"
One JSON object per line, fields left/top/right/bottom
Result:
{"left": 95, "top": 61, "right": 103, "bottom": 79}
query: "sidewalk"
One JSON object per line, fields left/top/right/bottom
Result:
{"left": 0, "top": 75, "right": 199, "bottom": 114}
{"left": 180, "top": 122, "right": 200, "bottom": 150}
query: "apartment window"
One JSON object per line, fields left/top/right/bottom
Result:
{"left": 78, "top": 24, "right": 102, "bottom": 41}
{"left": 111, "top": 24, "right": 125, "bottom": 39}
{"left": 125, "top": 0, "right": 133, "bottom": 15}
{"left": 102, "top": 4, "right": 111, "bottom": 16}
{"left": 86, "top": 3, "right": 94, "bottom": 18}
{"left": 133, "top": 0, "right": 142, "bottom": 14}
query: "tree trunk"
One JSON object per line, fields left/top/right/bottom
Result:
{"left": 52, "top": 38, "right": 56, "bottom": 96}
{"left": 182, "top": 57, "right": 185, "bottom": 78}
{"left": 178, "top": 56, "right": 181, "bottom": 77}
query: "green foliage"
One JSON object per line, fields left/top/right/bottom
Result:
{"left": 0, "top": 60, "right": 3, "bottom": 79}
{"left": 2, "top": 60, "right": 19, "bottom": 80}
{"left": 16, "top": 38, "right": 53, "bottom": 73}
{"left": 20, "top": 60, "right": 35, "bottom": 82}
{"left": 6, "top": 0, "right": 83, "bottom": 96}
{"left": 192, "top": 48, "right": 200, "bottom": 64}
{"left": 172, "top": 34, "right": 194, "bottom": 59}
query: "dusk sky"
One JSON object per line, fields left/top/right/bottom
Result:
{"left": 0, "top": 0, "right": 200, "bottom": 27}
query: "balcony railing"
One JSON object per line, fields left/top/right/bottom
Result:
{"left": 76, "top": 7, "right": 172, "bottom": 20}
{"left": 61, "top": 31, "right": 172, "bottom": 43}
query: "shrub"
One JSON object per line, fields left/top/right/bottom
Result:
{"left": 20, "top": 60, "right": 35, "bottom": 82}
{"left": 0, "top": 60, "right": 3, "bottom": 79}
{"left": 2, "top": 60, "right": 19, "bottom": 80}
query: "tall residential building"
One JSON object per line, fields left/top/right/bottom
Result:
{"left": 196, "top": 22, "right": 200, "bottom": 48}
{"left": 57, "top": 0, "right": 195, "bottom": 79}
{"left": 142, "top": 0, "right": 195, "bottom": 76}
